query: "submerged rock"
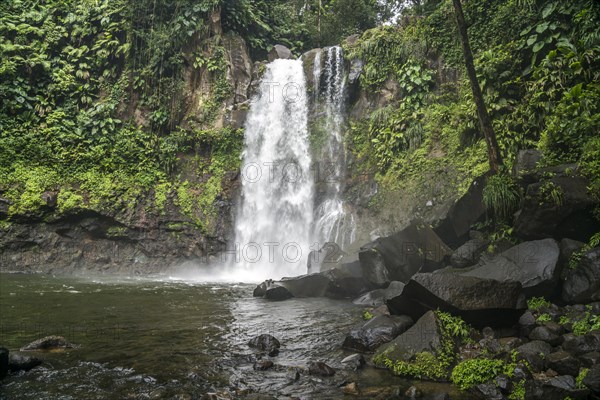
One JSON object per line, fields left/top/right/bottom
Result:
{"left": 342, "top": 315, "right": 413, "bottom": 352}
{"left": 307, "top": 361, "right": 335, "bottom": 377}
{"left": 386, "top": 272, "right": 526, "bottom": 328}
{"left": 21, "top": 335, "right": 75, "bottom": 351}
{"left": 253, "top": 359, "right": 274, "bottom": 371}
{"left": 341, "top": 354, "right": 365, "bottom": 370}
{"left": 248, "top": 334, "right": 280, "bottom": 357}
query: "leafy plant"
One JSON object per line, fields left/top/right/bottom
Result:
{"left": 451, "top": 358, "right": 513, "bottom": 390}
{"left": 527, "top": 297, "right": 551, "bottom": 311}
{"left": 483, "top": 173, "right": 521, "bottom": 221}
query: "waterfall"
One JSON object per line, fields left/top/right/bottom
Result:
{"left": 232, "top": 59, "right": 313, "bottom": 281}
{"left": 312, "top": 46, "right": 356, "bottom": 251}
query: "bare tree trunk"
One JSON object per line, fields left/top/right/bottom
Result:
{"left": 452, "top": 0, "right": 503, "bottom": 173}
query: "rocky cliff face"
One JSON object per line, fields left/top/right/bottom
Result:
{"left": 0, "top": 11, "right": 253, "bottom": 274}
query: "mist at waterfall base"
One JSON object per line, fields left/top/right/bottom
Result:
{"left": 172, "top": 50, "right": 355, "bottom": 283}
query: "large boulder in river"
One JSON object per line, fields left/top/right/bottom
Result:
{"left": 255, "top": 262, "right": 373, "bottom": 300}
{"left": 358, "top": 222, "right": 451, "bottom": 286}
{"left": 21, "top": 335, "right": 74, "bottom": 351}
{"left": 8, "top": 353, "right": 42, "bottom": 372}
{"left": 386, "top": 272, "right": 526, "bottom": 328}
{"left": 352, "top": 281, "right": 405, "bottom": 307}
{"left": 460, "top": 239, "right": 561, "bottom": 297}
{"left": 373, "top": 311, "right": 443, "bottom": 364}
{"left": 514, "top": 175, "right": 598, "bottom": 241}
{"left": 268, "top": 44, "right": 293, "bottom": 61}
{"left": 563, "top": 247, "right": 600, "bottom": 303}
{"left": 342, "top": 315, "right": 413, "bottom": 352}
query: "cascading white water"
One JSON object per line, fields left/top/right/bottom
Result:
{"left": 232, "top": 59, "right": 314, "bottom": 281}
{"left": 312, "top": 46, "right": 356, "bottom": 251}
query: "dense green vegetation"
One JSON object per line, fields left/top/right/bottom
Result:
{"left": 345, "top": 0, "right": 600, "bottom": 220}
{"left": 0, "top": 0, "right": 598, "bottom": 236}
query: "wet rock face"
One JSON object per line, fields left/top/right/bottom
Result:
{"left": 563, "top": 247, "right": 600, "bottom": 303}
{"left": 342, "top": 315, "right": 413, "bottom": 352}
{"left": 248, "top": 334, "right": 280, "bottom": 357}
{"left": 449, "top": 238, "right": 487, "bottom": 268}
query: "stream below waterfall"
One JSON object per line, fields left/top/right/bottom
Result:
{"left": 0, "top": 273, "right": 474, "bottom": 399}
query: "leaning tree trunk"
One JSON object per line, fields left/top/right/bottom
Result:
{"left": 452, "top": 0, "right": 503, "bottom": 174}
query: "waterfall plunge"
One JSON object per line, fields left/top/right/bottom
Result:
{"left": 312, "top": 46, "right": 356, "bottom": 251}
{"left": 232, "top": 59, "right": 314, "bottom": 281}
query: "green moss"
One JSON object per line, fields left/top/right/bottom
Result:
{"left": 57, "top": 189, "right": 84, "bottom": 214}
{"left": 536, "top": 313, "right": 552, "bottom": 323}
{"left": 509, "top": 379, "right": 526, "bottom": 400}
{"left": 450, "top": 358, "right": 513, "bottom": 390}
{"left": 373, "top": 310, "right": 472, "bottom": 381}
{"left": 362, "top": 310, "right": 374, "bottom": 321}
{"left": 154, "top": 181, "right": 171, "bottom": 214}
{"left": 576, "top": 368, "right": 589, "bottom": 389}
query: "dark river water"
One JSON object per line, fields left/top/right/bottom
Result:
{"left": 0, "top": 273, "right": 472, "bottom": 399}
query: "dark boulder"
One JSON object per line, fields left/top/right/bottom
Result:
{"left": 559, "top": 238, "right": 585, "bottom": 268}
{"left": 256, "top": 262, "right": 373, "bottom": 300}
{"left": 583, "top": 364, "right": 600, "bottom": 394}
{"left": 460, "top": 239, "right": 560, "bottom": 297}
{"left": 562, "top": 247, "right": 600, "bottom": 303}
{"left": 373, "top": 311, "right": 443, "bottom": 364}
{"left": 386, "top": 272, "right": 526, "bottom": 328}
{"left": 352, "top": 281, "right": 405, "bottom": 307}
{"left": 267, "top": 44, "right": 293, "bottom": 61}
{"left": 529, "top": 326, "right": 562, "bottom": 346}
{"left": 449, "top": 238, "right": 487, "bottom": 268}
{"left": 265, "top": 284, "right": 293, "bottom": 301}
{"left": 562, "top": 332, "right": 600, "bottom": 356}
{"left": 277, "top": 274, "right": 330, "bottom": 298}
{"left": 515, "top": 340, "right": 553, "bottom": 372}
{"left": 0, "top": 347, "right": 7, "bottom": 379}
{"left": 473, "top": 383, "right": 503, "bottom": 400}
{"left": 342, "top": 315, "right": 413, "bottom": 352}
{"left": 358, "top": 223, "right": 451, "bottom": 286}
{"left": 308, "top": 361, "right": 335, "bottom": 377}
{"left": 546, "top": 351, "right": 581, "bottom": 376}
{"left": 248, "top": 334, "right": 280, "bottom": 357}
{"left": 512, "top": 149, "right": 542, "bottom": 180}
{"left": 321, "top": 262, "right": 374, "bottom": 298}
{"left": 433, "top": 174, "right": 487, "bottom": 247}
{"left": 579, "top": 351, "right": 600, "bottom": 368}
{"left": 514, "top": 175, "right": 598, "bottom": 241}
{"left": 535, "top": 375, "right": 590, "bottom": 400}
{"left": 21, "top": 335, "right": 74, "bottom": 351}
{"left": 8, "top": 353, "right": 43, "bottom": 372}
